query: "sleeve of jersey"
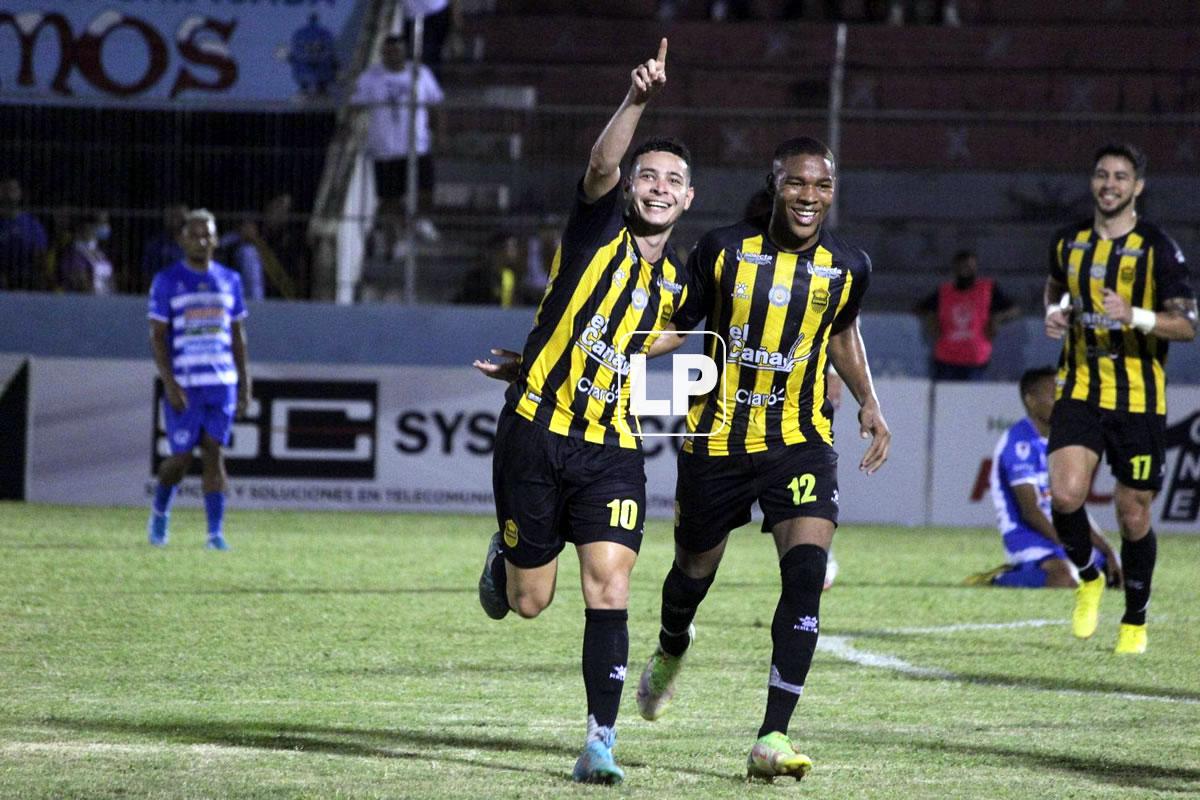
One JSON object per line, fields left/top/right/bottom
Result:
{"left": 147, "top": 274, "right": 168, "bottom": 322}
{"left": 1152, "top": 228, "right": 1193, "bottom": 307}
{"left": 670, "top": 234, "right": 715, "bottom": 332}
{"left": 831, "top": 248, "right": 871, "bottom": 334}
{"left": 561, "top": 180, "right": 622, "bottom": 255}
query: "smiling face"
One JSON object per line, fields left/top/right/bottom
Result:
{"left": 624, "top": 150, "right": 693, "bottom": 234}
{"left": 1091, "top": 154, "right": 1143, "bottom": 220}
{"left": 769, "top": 153, "right": 835, "bottom": 251}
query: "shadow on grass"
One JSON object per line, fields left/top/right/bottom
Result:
{"left": 837, "top": 730, "right": 1200, "bottom": 793}
{"left": 938, "top": 668, "right": 1200, "bottom": 705}
{"left": 36, "top": 716, "right": 734, "bottom": 782}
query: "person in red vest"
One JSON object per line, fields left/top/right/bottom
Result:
{"left": 916, "top": 249, "right": 1019, "bottom": 380}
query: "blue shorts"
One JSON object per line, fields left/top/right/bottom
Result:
{"left": 162, "top": 384, "right": 237, "bottom": 454}
{"left": 1002, "top": 527, "right": 1106, "bottom": 572}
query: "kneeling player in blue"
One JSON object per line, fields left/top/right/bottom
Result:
{"left": 147, "top": 209, "right": 252, "bottom": 550}
{"left": 965, "top": 367, "right": 1121, "bottom": 588}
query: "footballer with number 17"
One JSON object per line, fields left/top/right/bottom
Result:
{"left": 1043, "top": 142, "right": 1196, "bottom": 654}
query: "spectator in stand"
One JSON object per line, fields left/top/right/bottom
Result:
{"left": 351, "top": 33, "right": 445, "bottom": 245}
{"left": 456, "top": 231, "right": 520, "bottom": 307}
{"left": 258, "top": 193, "right": 308, "bottom": 299}
{"left": 141, "top": 204, "right": 188, "bottom": 291}
{"left": 219, "top": 220, "right": 267, "bottom": 302}
{"left": 915, "top": 249, "right": 1020, "bottom": 381}
{"left": 0, "top": 178, "right": 49, "bottom": 291}
{"left": 59, "top": 211, "right": 115, "bottom": 294}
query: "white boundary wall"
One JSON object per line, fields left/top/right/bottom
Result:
{"left": 18, "top": 357, "right": 1200, "bottom": 532}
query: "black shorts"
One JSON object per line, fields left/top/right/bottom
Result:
{"left": 374, "top": 155, "right": 434, "bottom": 200}
{"left": 1048, "top": 398, "right": 1166, "bottom": 491}
{"left": 492, "top": 407, "right": 646, "bottom": 569}
{"left": 674, "top": 443, "right": 839, "bottom": 554}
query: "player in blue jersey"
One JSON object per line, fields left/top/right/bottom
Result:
{"left": 965, "top": 367, "right": 1121, "bottom": 588}
{"left": 146, "top": 209, "right": 252, "bottom": 550}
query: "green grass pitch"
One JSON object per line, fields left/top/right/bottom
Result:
{"left": 1, "top": 503, "right": 1198, "bottom": 798}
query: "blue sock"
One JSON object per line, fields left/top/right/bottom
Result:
{"left": 204, "top": 491, "right": 226, "bottom": 537}
{"left": 992, "top": 563, "right": 1048, "bottom": 588}
{"left": 153, "top": 483, "right": 177, "bottom": 516}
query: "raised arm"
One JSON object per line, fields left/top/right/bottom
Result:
{"left": 582, "top": 38, "right": 669, "bottom": 202}
{"left": 827, "top": 319, "right": 890, "bottom": 474}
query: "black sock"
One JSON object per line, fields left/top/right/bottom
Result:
{"left": 758, "top": 544, "right": 826, "bottom": 739}
{"left": 582, "top": 608, "right": 629, "bottom": 735}
{"left": 1051, "top": 507, "right": 1099, "bottom": 581}
{"left": 1121, "top": 531, "right": 1156, "bottom": 626}
{"left": 658, "top": 563, "right": 715, "bottom": 657}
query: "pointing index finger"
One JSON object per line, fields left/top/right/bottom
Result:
{"left": 656, "top": 37, "right": 668, "bottom": 67}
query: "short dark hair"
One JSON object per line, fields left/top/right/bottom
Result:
{"left": 628, "top": 137, "right": 693, "bottom": 181}
{"left": 1093, "top": 142, "right": 1147, "bottom": 178}
{"left": 772, "top": 137, "right": 836, "bottom": 171}
{"left": 1019, "top": 366, "right": 1057, "bottom": 397}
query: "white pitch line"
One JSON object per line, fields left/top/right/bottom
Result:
{"left": 817, "top": 636, "right": 955, "bottom": 679}
{"left": 882, "top": 619, "right": 1061, "bottom": 635}
{"left": 817, "top": 624, "right": 1200, "bottom": 707}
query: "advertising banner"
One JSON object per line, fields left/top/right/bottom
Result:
{"left": 0, "top": 0, "right": 359, "bottom": 105}
{"left": 25, "top": 358, "right": 932, "bottom": 525}
{"left": 930, "top": 382, "right": 1200, "bottom": 534}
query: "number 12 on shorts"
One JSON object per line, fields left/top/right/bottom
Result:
{"left": 789, "top": 473, "right": 817, "bottom": 505}
{"left": 607, "top": 498, "right": 639, "bottom": 530}
{"left": 1130, "top": 454, "right": 1152, "bottom": 481}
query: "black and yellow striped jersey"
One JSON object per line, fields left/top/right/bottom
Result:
{"left": 674, "top": 219, "right": 870, "bottom": 456}
{"left": 506, "top": 182, "right": 689, "bottom": 449}
{"left": 1049, "top": 219, "right": 1192, "bottom": 415}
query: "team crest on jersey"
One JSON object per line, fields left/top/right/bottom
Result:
{"left": 806, "top": 260, "right": 842, "bottom": 279}
{"left": 631, "top": 288, "right": 649, "bottom": 310}
{"left": 810, "top": 288, "right": 830, "bottom": 310}
{"left": 727, "top": 324, "right": 810, "bottom": 372}
{"left": 769, "top": 285, "right": 790, "bottom": 306}
{"left": 1090, "top": 264, "right": 1107, "bottom": 280}
{"left": 1117, "top": 246, "right": 1144, "bottom": 258}
{"left": 503, "top": 519, "right": 519, "bottom": 548}
{"left": 1120, "top": 266, "right": 1136, "bottom": 282}
{"left": 575, "top": 313, "right": 630, "bottom": 375}
{"left": 613, "top": 268, "right": 627, "bottom": 285}
{"left": 736, "top": 250, "right": 774, "bottom": 266}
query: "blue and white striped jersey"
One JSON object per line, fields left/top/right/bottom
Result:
{"left": 148, "top": 261, "right": 247, "bottom": 389}
{"left": 989, "top": 417, "right": 1050, "bottom": 537}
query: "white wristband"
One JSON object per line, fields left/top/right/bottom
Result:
{"left": 1131, "top": 306, "right": 1156, "bottom": 334}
